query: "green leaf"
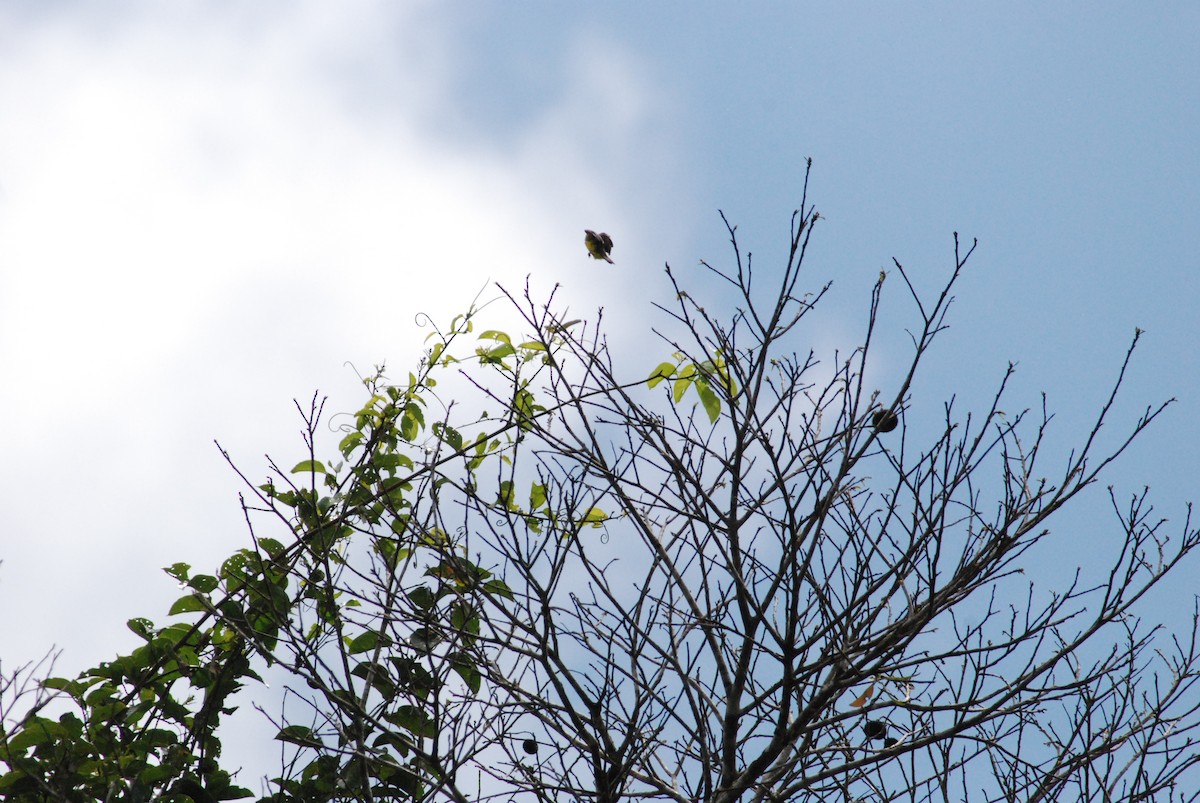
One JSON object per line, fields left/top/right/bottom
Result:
{"left": 41, "top": 676, "right": 82, "bottom": 694}
{"left": 189, "top": 574, "right": 220, "bottom": 593}
{"left": 450, "top": 601, "right": 480, "bottom": 636}
{"left": 347, "top": 630, "right": 381, "bottom": 654}
{"left": 401, "top": 403, "right": 425, "bottom": 441}
{"left": 408, "top": 586, "right": 436, "bottom": 610}
{"left": 583, "top": 507, "right": 608, "bottom": 526}
{"left": 432, "top": 422, "right": 464, "bottom": 450}
{"left": 352, "top": 660, "right": 396, "bottom": 698}
{"left": 408, "top": 628, "right": 443, "bottom": 650}
{"left": 547, "top": 318, "right": 581, "bottom": 334}
{"left": 384, "top": 706, "right": 437, "bottom": 739}
{"left": 5, "top": 716, "right": 61, "bottom": 751}
{"left": 673, "top": 375, "right": 692, "bottom": 403}
{"left": 477, "top": 329, "right": 512, "bottom": 344}
{"left": 220, "top": 554, "right": 252, "bottom": 586}
{"left": 482, "top": 578, "right": 515, "bottom": 600}
{"left": 372, "top": 729, "right": 413, "bottom": 755}
{"left": 696, "top": 380, "right": 722, "bottom": 424}
{"left": 647, "top": 361, "right": 677, "bottom": 387}
{"left": 497, "top": 480, "right": 516, "bottom": 510}
{"left": 449, "top": 652, "right": 482, "bottom": 694}
{"left": 376, "top": 452, "right": 414, "bottom": 471}
{"left": 128, "top": 618, "right": 156, "bottom": 641}
{"left": 168, "top": 594, "right": 207, "bottom": 615}
{"left": 512, "top": 387, "right": 545, "bottom": 431}
{"left": 339, "top": 430, "right": 364, "bottom": 454}
{"left": 291, "top": 460, "right": 327, "bottom": 474}
{"left": 258, "top": 537, "right": 286, "bottom": 558}
{"left": 277, "top": 725, "right": 320, "bottom": 747}
{"left": 478, "top": 343, "right": 516, "bottom": 363}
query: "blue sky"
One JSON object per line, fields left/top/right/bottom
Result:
{"left": 1, "top": 0, "right": 1197, "bottom": 765}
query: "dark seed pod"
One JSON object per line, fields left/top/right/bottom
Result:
{"left": 872, "top": 410, "right": 899, "bottom": 433}
{"left": 521, "top": 738, "right": 538, "bottom": 755}
{"left": 863, "top": 719, "right": 887, "bottom": 741}
{"left": 883, "top": 736, "right": 899, "bottom": 748}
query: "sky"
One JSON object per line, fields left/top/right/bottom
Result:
{"left": 2, "top": 0, "right": 1198, "bottom": 787}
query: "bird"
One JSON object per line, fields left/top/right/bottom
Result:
{"left": 863, "top": 719, "right": 888, "bottom": 741}
{"left": 872, "top": 409, "right": 899, "bottom": 433}
{"left": 584, "top": 230, "right": 614, "bottom": 263}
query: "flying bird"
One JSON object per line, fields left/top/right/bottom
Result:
{"left": 584, "top": 230, "right": 614, "bottom": 263}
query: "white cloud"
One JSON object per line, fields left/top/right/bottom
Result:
{"left": 0, "top": 2, "right": 686, "bottom": 675}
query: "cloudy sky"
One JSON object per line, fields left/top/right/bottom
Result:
{"left": 2, "top": 0, "right": 1198, "bottom": 773}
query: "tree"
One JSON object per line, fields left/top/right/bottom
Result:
{"left": 4, "top": 173, "right": 1200, "bottom": 802}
